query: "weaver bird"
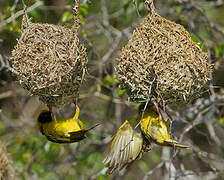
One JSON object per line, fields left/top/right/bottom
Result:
{"left": 139, "top": 106, "right": 190, "bottom": 148}
{"left": 103, "top": 120, "right": 151, "bottom": 173}
{"left": 37, "top": 106, "right": 99, "bottom": 143}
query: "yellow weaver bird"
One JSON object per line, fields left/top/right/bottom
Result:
{"left": 103, "top": 120, "right": 151, "bottom": 173}
{"left": 139, "top": 106, "right": 190, "bottom": 148}
{"left": 37, "top": 106, "right": 100, "bottom": 143}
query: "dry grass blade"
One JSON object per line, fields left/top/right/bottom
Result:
{"left": 116, "top": 0, "right": 213, "bottom": 104}
{"left": 10, "top": 1, "right": 88, "bottom": 108}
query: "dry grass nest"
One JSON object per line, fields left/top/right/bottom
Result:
{"left": 116, "top": 0, "right": 213, "bottom": 104}
{"left": 0, "top": 143, "right": 15, "bottom": 180}
{"left": 10, "top": 4, "right": 87, "bottom": 108}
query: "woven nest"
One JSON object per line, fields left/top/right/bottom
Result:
{"left": 10, "top": 2, "right": 87, "bottom": 108}
{"left": 0, "top": 143, "right": 15, "bottom": 179}
{"left": 116, "top": 0, "right": 213, "bottom": 104}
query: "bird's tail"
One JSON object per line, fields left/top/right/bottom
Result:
{"left": 165, "top": 139, "right": 190, "bottom": 149}
{"left": 84, "top": 123, "right": 100, "bottom": 132}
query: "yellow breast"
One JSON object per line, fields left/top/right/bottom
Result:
{"left": 140, "top": 108, "right": 170, "bottom": 144}
{"left": 41, "top": 118, "right": 84, "bottom": 139}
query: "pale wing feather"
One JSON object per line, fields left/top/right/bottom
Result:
{"left": 103, "top": 121, "right": 143, "bottom": 172}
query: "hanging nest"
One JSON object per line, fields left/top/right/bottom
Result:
{"left": 10, "top": 0, "right": 87, "bottom": 108}
{"left": 116, "top": 0, "right": 213, "bottom": 104}
{"left": 0, "top": 142, "right": 15, "bottom": 179}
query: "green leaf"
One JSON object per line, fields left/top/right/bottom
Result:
{"left": 191, "top": 34, "right": 201, "bottom": 43}
{"left": 219, "top": 118, "right": 224, "bottom": 124}
{"left": 0, "top": 121, "right": 5, "bottom": 133}
{"left": 4, "top": 5, "right": 11, "bottom": 13}
{"left": 82, "top": 30, "right": 87, "bottom": 37}
{"left": 80, "top": 3, "right": 89, "bottom": 16}
{"left": 13, "top": 161, "right": 24, "bottom": 173}
{"left": 96, "top": 83, "right": 101, "bottom": 92}
{"left": 176, "top": 7, "right": 182, "bottom": 14}
{"left": 31, "top": 163, "right": 44, "bottom": 174}
{"left": 87, "top": 152, "right": 101, "bottom": 165}
{"left": 123, "top": 1, "right": 131, "bottom": 11}
{"left": 111, "top": 74, "right": 119, "bottom": 83}
{"left": 22, "top": 152, "right": 32, "bottom": 162}
{"left": 138, "top": 2, "right": 145, "bottom": 10}
{"left": 6, "top": 23, "right": 13, "bottom": 31}
{"left": 117, "top": 88, "right": 125, "bottom": 96}
{"left": 61, "top": 11, "right": 73, "bottom": 22}
{"left": 103, "top": 75, "right": 113, "bottom": 86}
{"left": 29, "top": 9, "right": 41, "bottom": 21}
{"left": 149, "top": 151, "right": 161, "bottom": 163}
{"left": 103, "top": 75, "right": 118, "bottom": 87}
{"left": 197, "top": 151, "right": 202, "bottom": 157}
{"left": 41, "top": 172, "right": 59, "bottom": 180}
{"left": 215, "top": 46, "right": 220, "bottom": 58}
{"left": 96, "top": 175, "right": 109, "bottom": 180}
{"left": 138, "top": 160, "right": 150, "bottom": 173}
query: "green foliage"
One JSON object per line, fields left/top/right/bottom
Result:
{"left": 79, "top": 3, "right": 89, "bottom": 24}
{"left": 148, "top": 151, "right": 161, "bottom": 163}
{"left": 0, "top": 0, "right": 224, "bottom": 179}
{"left": 29, "top": 9, "right": 42, "bottom": 21}
{"left": 61, "top": 12, "right": 73, "bottom": 23}
{"left": 214, "top": 44, "right": 224, "bottom": 58}
{"left": 0, "top": 121, "right": 5, "bottom": 134}
{"left": 191, "top": 34, "right": 206, "bottom": 51}
{"left": 103, "top": 75, "right": 118, "bottom": 87}
{"left": 138, "top": 160, "right": 150, "bottom": 173}
{"left": 219, "top": 118, "right": 224, "bottom": 125}
{"left": 175, "top": 7, "right": 182, "bottom": 14}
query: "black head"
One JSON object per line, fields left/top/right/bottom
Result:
{"left": 37, "top": 111, "right": 53, "bottom": 123}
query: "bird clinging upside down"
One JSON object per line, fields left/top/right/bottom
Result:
{"left": 37, "top": 105, "right": 100, "bottom": 143}
{"left": 139, "top": 105, "right": 190, "bottom": 148}
{"left": 103, "top": 120, "right": 151, "bottom": 173}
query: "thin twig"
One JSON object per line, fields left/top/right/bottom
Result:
{"left": 0, "top": 1, "right": 43, "bottom": 30}
{"left": 135, "top": 78, "right": 155, "bottom": 129}
{"left": 143, "top": 161, "right": 165, "bottom": 180}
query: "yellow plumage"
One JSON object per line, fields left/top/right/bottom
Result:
{"left": 37, "top": 106, "right": 99, "bottom": 143}
{"left": 103, "top": 120, "right": 151, "bottom": 173}
{"left": 140, "top": 106, "right": 190, "bottom": 148}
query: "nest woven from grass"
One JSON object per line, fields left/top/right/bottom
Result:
{"left": 116, "top": 0, "right": 213, "bottom": 104}
{"left": 0, "top": 143, "right": 15, "bottom": 179}
{"left": 10, "top": 1, "right": 87, "bottom": 108}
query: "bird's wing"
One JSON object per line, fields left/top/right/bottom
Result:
{"left": 150, "top": 118, "right": 169, "bottom": 143}
{"left": 103, "top": 121, "right": 143, "bottom": 173}
{"left": 68, "top": 130, "right": 86, "bottom": 142}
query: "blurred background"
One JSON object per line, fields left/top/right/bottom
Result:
{"left": 0, "top": 0, "right": 224, "bottom": 179}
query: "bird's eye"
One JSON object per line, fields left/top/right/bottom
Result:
{"left": 38, "top": 111, "right": 53, "bottom": 123}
